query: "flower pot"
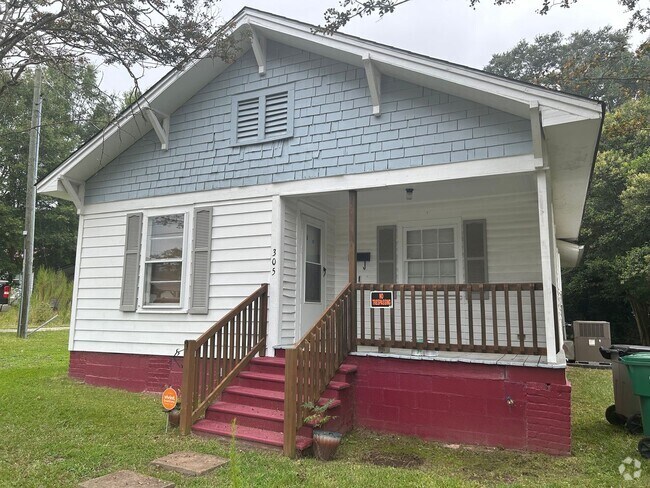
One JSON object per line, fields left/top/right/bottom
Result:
{"left": 168, "top": 407, "right": 181, "bottom": 428}
{"left": 312, "top": 430, "right": 342, "bottom": 461}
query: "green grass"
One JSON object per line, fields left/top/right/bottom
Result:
{"left": 0, "top": 267, "right": 73, "bottom": 329}
{"left": 0, "top": 331, "right": 647, "bottom": 487}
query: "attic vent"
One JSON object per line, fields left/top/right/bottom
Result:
{"left": 231, "top": 87, "right": 294, "bottom": 146}
{"left": 236, "top": 97, "right": 260, "bottom": 142}
{"left": 265, "top": 92, "right": 289, "bottom": 136}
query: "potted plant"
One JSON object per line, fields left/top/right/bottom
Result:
{"left": 303, "top": 399, "right": 342, "bottom": 461}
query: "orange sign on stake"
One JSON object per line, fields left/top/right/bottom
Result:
{"left": 161, "top": 387, "right": 178, "bottom": 411}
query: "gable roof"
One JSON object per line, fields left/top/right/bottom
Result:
{"left": 37, "top": 7, "right": 604, "bottom": 240}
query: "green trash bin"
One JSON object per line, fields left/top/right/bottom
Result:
{"left": 621, "top": 352, "right": 650, "bottom": 458}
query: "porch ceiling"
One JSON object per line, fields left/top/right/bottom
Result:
{"left": 302, "top": 172, "right": 536, "bottom": 209}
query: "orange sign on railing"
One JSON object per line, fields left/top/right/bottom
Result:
{"left": 370, "top": 291, "right": 393, "bottom": 308}
{"left": 161, "top": 387, "right": 178, "bottom": 411}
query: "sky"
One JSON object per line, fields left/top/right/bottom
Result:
{"left": 98, "top": 0, "right": 642, "bottom": 94}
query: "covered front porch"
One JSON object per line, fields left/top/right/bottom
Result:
{"left": 179, "top": 169, "right": 570, "bottom": 457}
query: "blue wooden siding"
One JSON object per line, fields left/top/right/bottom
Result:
{"left": 85, "top": 41, "right": 532, "bottom": 204}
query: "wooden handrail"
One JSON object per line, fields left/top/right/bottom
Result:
{"left": 180, "top": 283, "right": 268, "bottom": 434}
{"left": 355, "top": 282, "right": 546, "bottom": 355}
{"left": 283, "top": 283, "right": 354, "bottom": 457}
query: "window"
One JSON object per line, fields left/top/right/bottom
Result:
{"left": 120, "top": 208, "right": 213, "bottom": 313}
{"left": 405, "top": 227, "right": 456, "bottom": 284}
{"left": 231, "top": 87, "right": 294, "bottom": 145}
{"left": 304, "top": 224, "right": 322, "bottom": 303}
{"left": 144, "top": 214, "right": 185, "bottom": 305}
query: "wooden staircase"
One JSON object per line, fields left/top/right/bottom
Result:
{"left": 192, "top": 355, "right": 357, "bottom": 453}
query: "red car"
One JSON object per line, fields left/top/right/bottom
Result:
{"left": 0, "top": 281, "right": 10, "bottom": 307}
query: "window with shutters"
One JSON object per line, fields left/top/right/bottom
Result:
{"left": 231, "top": 87, "right": 294, "bottom": 145}
{"left": 143, "top": 214, "right": 185, "bottom": 306}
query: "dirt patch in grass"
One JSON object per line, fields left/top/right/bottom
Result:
{"left": 362, "top": 451, "right": 424, "bottom": 468}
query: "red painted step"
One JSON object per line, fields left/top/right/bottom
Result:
{"left": 193, "top": 419, "right": 313, "bottom": 451}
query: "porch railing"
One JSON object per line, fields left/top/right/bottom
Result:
{"left": 355, "top": 283, "right": 547, "bottom": 355}
{"left": 283, "top": 283, "right": 354, "bottom": 458}
{"left": 180, "top": 283, "right": 268, "bottom": 434}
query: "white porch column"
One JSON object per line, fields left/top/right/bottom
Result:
{"left": 536, "top": 168, "right": 558, "bottom": 363}
{"left": 266, "top": 194, "right": 283, "bottom": 354}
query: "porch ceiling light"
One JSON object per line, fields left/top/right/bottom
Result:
{"left": 405, "top": 188, "right": 414, "bottom": 201}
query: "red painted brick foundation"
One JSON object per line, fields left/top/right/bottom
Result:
{"left": 345, "top": 355, "right": 571, "bottom": 456}
{"left": 69, "top": 351, "right": 183, "bottom": 393}
{"left": 70, "top": 350, "right": 571, "bottom": 455}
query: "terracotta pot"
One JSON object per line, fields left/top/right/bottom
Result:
{"left": 168, "top": 407, "right": 181, "bottom": 428}
{"left": 312, "top": 430, "right": 342, "bottom": 461}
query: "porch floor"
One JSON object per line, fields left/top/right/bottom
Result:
{"left": 350, "top": 346, "right": 566, "bottom": 369}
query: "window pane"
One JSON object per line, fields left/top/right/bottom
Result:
{"left": 407, "top": 245, "right": 421, "bottom": 259}
{"left": 150, "top": 214, "right": 184, "bottom": 237}
{"left": 150, "top": 262, "right": 182, "bottom": 281}
{"left": 440, "top": 260, "right": 456, "bottom": 276}
{"left": 306, "top": 225, "right": 321, "bottom": 264}
{"left": 305, "top": 262, "right": 321, "bottom": 302}
{"left": 149, "top": 236, "right": 183, "bottom": 259}
{"left": 422, "top": 244, "right": 437, "bottom": 259}
{"left": 422, "top": 229, "right": 437, "bottom": 244}
{"left": 377, "top": 227, "right": 395, "bottom": 261}
{"left": 439, "top": 243, "right": 454, "bottom": 258}
{"left": 439, "top": 228, "right": 454, "bottom": 243}
{"left": 406, "top": 230, "right": 421, "bottom": 244}
{"left": 408, "top": 261, "right": 422, "bottom": 279}
{"left": 466, "top": 222, "right": 485, "bottom": 258}
{"left": 146, "top": 281, "right": 181, "bottom": 305}
{"left": 424, "top": 261, "right": 440, "bottom": 276}
{"left": 467, "top": 260, "right": 486, "bottom": 283}
{"left": 439, "top": 276, "right": 456, "bottom": 284}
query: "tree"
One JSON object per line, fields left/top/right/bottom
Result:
{"left": 485, "top": 28, "right": 649, "bottom": 109}
{"left": 0, "top": 65, "right": 117, "bottom": 280}
{"left": 319, "top": 1, "right": 650, "bottom": 35}
{"left": 563, "top": 97, "right": 650, "bottom": 344}
{"left": 0, "top": 0, "right": 236, "bottom": 95}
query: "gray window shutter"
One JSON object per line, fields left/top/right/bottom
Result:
{"left": 120, "top": 213, "right": 143, "bottom": 311}
{"left": 189, "top": 207, "right": 213, "bottom": 314}
{"left": 377, "top": 226, "right": 396, "bottom": 283}
{"left": 464, "top": 220, "right": 488, "bottom": 283}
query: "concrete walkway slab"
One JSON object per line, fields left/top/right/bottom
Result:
{"left": 151, "top": 452, "right": 228, "bottom": 476}
{"left": 79, "top": 470, "right": 174, "bottom": 488}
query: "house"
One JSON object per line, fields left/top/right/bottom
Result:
{"left": 37, "top": 8, "right": 603, "bottom": 457}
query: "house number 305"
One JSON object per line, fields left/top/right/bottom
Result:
{"left": 271, "top": 248, "right": 277, "bottom": 275}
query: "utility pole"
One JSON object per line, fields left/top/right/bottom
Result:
{"left": 18, "top": 67, "right": 43, "bottom": 338}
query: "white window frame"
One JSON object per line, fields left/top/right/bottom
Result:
{"left": 400, "top": 221, "right": 463, "bottom": 284}
{"left": 137, "top": 207, "right": 192, "bottom": 312}
{"left": 230, "top": 85, "right": 295, "bottom": 146}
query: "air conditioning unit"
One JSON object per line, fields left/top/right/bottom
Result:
{"left": 573, "top": 321, "right": 611, "bottom": 363}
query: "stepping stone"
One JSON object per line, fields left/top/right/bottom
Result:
{"left": 150, "top": 451, "right": 228, "bottom": 476}
{"left": 78, "top": 470, "right": 174, "bottom": 488}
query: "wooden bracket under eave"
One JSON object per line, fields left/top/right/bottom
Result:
{"left": 250, "top": 25, "right": 267, "bottom": 76}
{"left": 362, "top": 53, "right": 381, "bottom": 117}
{"left": 60, "top": 177, "right": 85, "bottom": 214}
{"left": 143, "top": 107, "right": 170, "bottom": 150}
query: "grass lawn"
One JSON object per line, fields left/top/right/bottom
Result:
{"left": 1, "top": 331, "right": 647, "bottom": 487}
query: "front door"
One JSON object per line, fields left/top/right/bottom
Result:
{"left": 300, "top": 215, "right": 326, "bottom": 337}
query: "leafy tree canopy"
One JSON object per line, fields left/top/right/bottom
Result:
{"left": 320, "top": 1, "right": 650, "bottom": 35}
{"left": 0, "top": 65, "right": 117, "bottom": 280}
{"left": 0, "top": 0, "right": 234, "bottom": 95}
{"left": 485, "top": 28, "right": 649, "bottom": 109}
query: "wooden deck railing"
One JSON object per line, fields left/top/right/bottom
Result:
{"left": 356, "top": 283, "right": 547, "bottom": 355}
{"left": 283, "top": 283, "right": 354, "bottom": 458}
{"left": 180, "top": 284, "right": 268, "bottom": 434}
